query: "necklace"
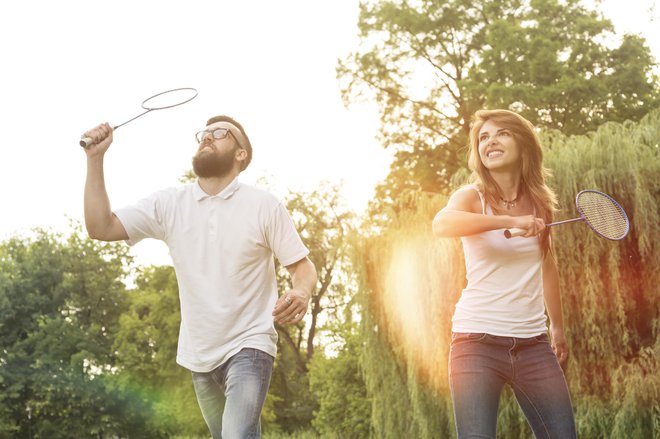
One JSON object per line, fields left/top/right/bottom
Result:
{"left": 499, "top": 194, "right": 519, "bottom": 210}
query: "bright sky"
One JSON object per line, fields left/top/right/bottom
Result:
{"left": 1, "top": 0, "right": 658, "bottom": 267}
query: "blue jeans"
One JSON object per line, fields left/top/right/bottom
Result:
{"left": 449, "top": 332, "right": 576, "bottom": 439}
{"left": 191, "top": 348, "right": 274, "bottom": 439}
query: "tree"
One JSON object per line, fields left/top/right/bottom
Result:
{"left": 308, "top": 318, "right": 371, "bottom": 438}
{"left": 339, "top": 0, "right": 659, "bottom": 204}
{"left": 0, "top": 226, "right": 145, "bottom": 438}
{"left": 112, "top": 265, "right": 213, "bottom": 437}
{"left": 269, "top": 182, "right": 360, "bottom": 432}
{"left": 542, "top": 111, "right": 660, "bottom": 437}
{"left": 355, "top": 192, "right": 460, "bottom": 438}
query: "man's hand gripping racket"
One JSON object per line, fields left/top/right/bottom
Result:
{"left": 79, "top": 87, "right": 198, "bottom": 148}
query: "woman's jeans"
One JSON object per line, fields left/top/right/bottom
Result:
{"left": 449, "top": 332, "right": 577, "bottom": 439}
{"left": 191, "top": 348, "right": 274, "bottom": 439}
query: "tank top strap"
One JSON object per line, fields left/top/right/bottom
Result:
{"left": 467, "top": 184, "right": 487, "bottom": 215}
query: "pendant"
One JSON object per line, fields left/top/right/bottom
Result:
{"left": 502, "top": 200, "right": 515, "bottom": 210}
{"left": 500, "top": 197, "right": 517, "bottom": 210}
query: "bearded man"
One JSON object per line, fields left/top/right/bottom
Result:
{"left": 81, "top": 115, "right": 317, "bottom": 439}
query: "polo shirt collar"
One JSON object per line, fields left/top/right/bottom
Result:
{"left": 193, "top": 177, "right": 241, "bottom": 201}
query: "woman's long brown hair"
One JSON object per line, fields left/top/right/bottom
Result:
{"left": 467, "top": 109, "right": 558, "bottom": 254}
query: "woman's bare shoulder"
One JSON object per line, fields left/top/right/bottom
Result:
{"left": 445, "top": 185, "right": 483, "bottom": 214}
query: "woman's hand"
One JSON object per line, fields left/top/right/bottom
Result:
{"left": 510, "top": 215, "right": 546, "bottom": 237}
{"left": 550, "top": 325, "right": 569, "bottom": 371}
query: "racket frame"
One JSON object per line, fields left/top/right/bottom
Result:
{"left": 503, "top": 190, "right": 630, "bottom": 240}
{"left": 80, "top": 87, "right": 198, "bottom": 148}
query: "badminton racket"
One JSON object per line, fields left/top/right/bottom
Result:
{"left": 504, "top": 190, "right": 630, "bottom": 240}
{"left": 79, "top": 87, "right": 198, "bottom": 148}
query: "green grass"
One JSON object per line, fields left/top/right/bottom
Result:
{"left": 171, "top": 430, "right": 322, "bottom": 439}
{"left": 263, "top": 430, "right": 320, "bottom": 439}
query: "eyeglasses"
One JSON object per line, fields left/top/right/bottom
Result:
{"left": 195, "top": 128, "right": 239, "bottom": 144}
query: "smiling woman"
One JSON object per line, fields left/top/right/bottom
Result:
{"left": 433, "top": 109, "right": 576, "bottom": 439}
{"left": 467, "top": 110, "right": 556, "bottom": 224}
{"left": 477, "top": 124, "right": 521, "bottom": 180}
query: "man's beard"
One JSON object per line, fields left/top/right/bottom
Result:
{"left": 192, "top": 146, "right": 236, "bottom": 178}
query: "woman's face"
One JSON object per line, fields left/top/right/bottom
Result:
{"left": 477, "top": 120, "right": 521, "bottom": 171}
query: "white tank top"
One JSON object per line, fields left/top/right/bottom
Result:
{"left": 451, "top": 185, "right": 547, "bottom": 337}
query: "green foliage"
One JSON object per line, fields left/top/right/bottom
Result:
{"left": 308, "top": 324, "right": 371, "bottom": 438}
{"left": 114, "top": 266, "right": 181, "bottom": 380}
{"left": 542, "top": 110, "right": 660, "bottom": 438}
{"left": 112, "top": 265, "right": 209, "bottom": 437}
{"left": 609, "top": 341, "right": 659, "bottom": 438}
{"left": 269, "top": 182, "right": 360, "bottom": 433}
{"left": 270, "top": 339, "right": 318, "bottom": 432}
{"left": 353, "top": 112, "right": 660, "bottom": 438}
{"left": 339, "top": 0, "right": 660, "bottom": 205}
{"left": 263, "top": 430, "right": 319, "bottom": 439}
{"left": 0, "top": 185, "right": 363, "bottom": 437}
{"left": 356, "top": 192, "right": 459, "bottom": 438}
{"left": 0, "top": 226, "right": 149, "bottom": 438}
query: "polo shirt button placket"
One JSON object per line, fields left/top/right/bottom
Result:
{"left": 209, "top": 203, "right": 218, "bottom": 239}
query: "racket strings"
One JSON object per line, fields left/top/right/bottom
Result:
{"left": 577, "top": 192, "right": 629, "bottom": 240}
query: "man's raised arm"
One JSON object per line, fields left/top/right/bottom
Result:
{"left": 82, "top": 123, "right": 128, "bottom": 242}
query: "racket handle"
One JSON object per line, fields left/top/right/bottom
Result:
{"left": 503, "top": 228, "right": 526, "bottom": 239}
{"left": 80, "top": 125, "right": 116, "bottom": 148}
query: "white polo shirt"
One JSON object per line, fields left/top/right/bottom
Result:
{"left": 114, "top": 177, "right": 309, "bottom": 372}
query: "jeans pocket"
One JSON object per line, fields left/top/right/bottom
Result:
{"left": 533, "top": 333, "right": 549, "bottom": 343}
{"left": 242, "top": 348, "right": 275, "bottom": 377}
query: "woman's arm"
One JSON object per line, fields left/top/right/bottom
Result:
{"left": 543, "top": 247, "right": 568, "bottom": 370}
{"left": 432, "top": 187, "right": 545, "bottom": 237}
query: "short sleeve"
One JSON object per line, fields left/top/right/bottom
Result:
{"left": 264, "top": 202, "right": 309, "bottom": 267}
{"left": 114, "top": 191, "right": 169, "bottom": 245}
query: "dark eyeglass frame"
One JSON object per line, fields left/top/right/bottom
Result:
{"left": 195, "top": 128, "right": 243, "bottom": 148}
